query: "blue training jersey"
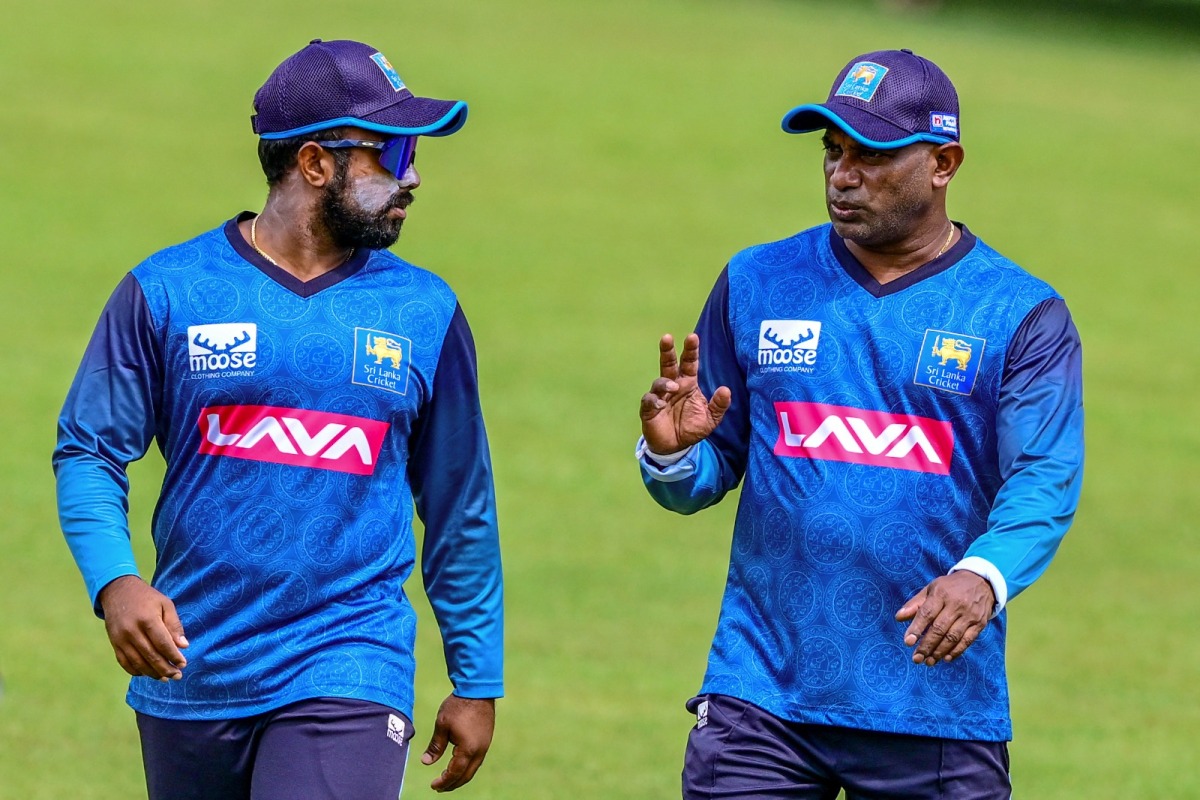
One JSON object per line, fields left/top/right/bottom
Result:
{"left": 54, "top": 214, "right": 503, "bottom": 720}
{"left": 641, "top": 223, "right": 1083, "bottom": 742}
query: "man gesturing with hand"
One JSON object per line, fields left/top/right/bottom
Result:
{"left": 636, "top": 49, "right": 1083, "bottom": 800}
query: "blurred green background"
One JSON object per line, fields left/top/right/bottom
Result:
{"left": 2, "top": 1, "right": 1198, "bottom": 797}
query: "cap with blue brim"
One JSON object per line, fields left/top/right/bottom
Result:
{"left": 781, "top": 49, "right": 960, "bottom": 149}
{"left": 253, "top": 39, "right": 468, "bottom": 140}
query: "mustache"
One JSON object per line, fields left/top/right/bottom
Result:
{"left": 387, "top": 192, "right": 415, "bottom": 211}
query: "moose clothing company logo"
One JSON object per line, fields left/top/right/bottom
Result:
{"left": 758, "top": 320, "right": 823, "bottom": 372}
{"left": 773, "top": 401, "right": 954, "bottom": 475}
{"left": 353, "top": 328, "right": 412, "bottom": 395}
{"left": 914, "top": 330, "right": 986, "bottom": 396}
{"left": 188, "top": 323, "right": 258, "bottom": 377}
{"left": 198, "top": 405, "right": 388, "bottom": 475}
{"left": 386, "top": 714, "right": 407, "bottom": 747}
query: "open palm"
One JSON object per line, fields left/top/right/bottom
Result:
{"left": 639, "top": 333, "right": 731, "bottom": 454}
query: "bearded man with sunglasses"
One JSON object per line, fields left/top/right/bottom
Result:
{"left": 54, "top": 39, "right": 502, "bottom": 799}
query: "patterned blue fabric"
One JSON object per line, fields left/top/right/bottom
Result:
{"left": 642, "top": 224, "right": 1083, "bottom": 742}
{"left": 55, "top": 216, "right": 503, "bottom": 720}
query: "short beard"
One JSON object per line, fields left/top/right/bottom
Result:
{"left": 319, "top": 163, "right": 410, "bottom": 251}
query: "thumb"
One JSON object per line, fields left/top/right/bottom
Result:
{"left": 422, "top": 723, "right": 449, "bottom": 766}
{"left": 895, "top": 587, "right": 928, "bottom": 622}
{"left": 161, "top": 599, "right": 189, "bottom": 650}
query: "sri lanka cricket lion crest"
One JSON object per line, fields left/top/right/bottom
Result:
{"left": 365, "top": 336, "right": 404, "bottom": 369}
{"left": 931, "top": 336, "right": 973, "bottom": 370}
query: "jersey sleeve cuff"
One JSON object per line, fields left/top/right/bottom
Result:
{"left": 634, "top": 436, "right": 696, "bottom": 480}
{"left": 451, "top": 680, "right": 505, "bottom": 700}
{"left": 950, "top": 556, "right": 1008, "bottom": 618}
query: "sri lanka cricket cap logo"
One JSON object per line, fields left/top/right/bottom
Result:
{"left": 835, "top": 61, "right": 889, "bottom": 101}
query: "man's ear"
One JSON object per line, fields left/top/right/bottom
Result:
{"left": 295, "top": 141, "right": 336, "bottom": 188}
{"left": 932, "top": 142, "right": 965, "bottom": 189}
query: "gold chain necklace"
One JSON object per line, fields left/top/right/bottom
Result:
{"left": 250, "top": 216, "right": 354, "bottom": 269}
{"left": 936, "top": 223, "right": 956, "bottom": 257}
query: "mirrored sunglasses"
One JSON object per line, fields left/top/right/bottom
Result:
{"left": 318, "top": 136, "right": 418, "bottom": 180}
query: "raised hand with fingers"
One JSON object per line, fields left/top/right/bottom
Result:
{"left": 640, "top": 333, "right": 732, "bottom": 455}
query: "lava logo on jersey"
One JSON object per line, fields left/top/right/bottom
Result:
{"left": 370, "top": 52, "right": 406, "bottom": 92}
{"left": 187, "top": 323, "right": 257, "bottom": 376}
{"left": 835, "top": 62, "right": 888, "bottom": 101}
{"left": 773, "top": 401, "right": 954, "bottom": 475}
{"left": 198, "top": 405, "right": 388, "bottom": 475}
{"left": 353, "top": 328, "right": 412, "bottom": 395}
{"left": 758, "top": 320, "right": 822, "bottom": 372}
{"left": 915, "top": 330, "right": 986, "bottom": 396}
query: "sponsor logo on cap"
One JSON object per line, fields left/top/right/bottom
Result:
{"left": 835, "top": 62, "right": 889, "bottom": 102}
{"left": 370, "top": 52, "right": 406, "bottom": 92}
{"left": 930, "top": 113, "right": 959, "bottom": 135}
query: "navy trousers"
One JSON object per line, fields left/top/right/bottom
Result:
{"left": 682, "top": 694, "right": 1011, "bottom": 799}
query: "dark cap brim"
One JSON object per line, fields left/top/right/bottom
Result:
{"left": 259, "top": 96, "right": 468, "bottom": 140}
{"left": 781, "top": 103, "right": 952, "bottom": 149}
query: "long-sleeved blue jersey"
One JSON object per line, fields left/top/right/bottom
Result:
{"left": 640, "top": 224, "right": 1082, "bottom": 742}
{"left": 55, "top": 214, "right": 503, "bottom": 720}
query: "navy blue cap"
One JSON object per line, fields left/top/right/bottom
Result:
{"left": 781, "top": 49, "right": 959, "bottom": 149}
{"left": 252, "top": 39, "right": 467, "bottom": 139}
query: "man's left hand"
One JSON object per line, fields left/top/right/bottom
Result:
{"left": 421, "top": 695, "right": 496, "bottom": 792}
{"left": 895, "top": 571, "right": 995, "bottom": 666}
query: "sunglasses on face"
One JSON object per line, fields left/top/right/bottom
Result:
{"left": 317, "top": 136, "right": 418, "bottom": 180}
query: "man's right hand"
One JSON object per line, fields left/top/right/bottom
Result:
{"left": 97, "top": 575, "right": 188, "bottom": 682}
{"left": 639, "top": 333, "right": 731, "bottom": 455}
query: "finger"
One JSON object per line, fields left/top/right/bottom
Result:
{"left": 938, "top": 620, "right": 984, "bottom": 663}
{"left": 678, "top": 333, "right": 701, "bottom": 378}
{"left": 430, "top": 747, "right": 479, "bottom": 792}
{"left": 708, "top": 386, "right": 732, "bottom": 424}
{"left": 914, "top": 613, "right": 957, "bottom": 666}
{"left": 648, "top": 377, "right": 680, "bottom": 397}
{"left": 422, "top": 724, "right": 450, "bottom": 767}
{"left": 114, "top": 638, "right": 158, "bottom": 679}
{"left": 926, "top": 618, "right": 984, "bottom": 662}
{"left": 131, "top": 625, "right": 184, "bottom": 680}
{"left": 164, "top": 602, "right": 190, "bottom": 651}
{"left": 925, "top": 614, "right": 972, "bottom": 663}
{"left": 144, "top": 623, "right": 187, "bottom": 677}
{"left": 639, "top": 392, "right": 667, "bottom": 421}
{"left": 903, "top": 592, "right": 944, "bottom": 649}
{"left": 658, "top": 334, "right": 679, "bottom": 380}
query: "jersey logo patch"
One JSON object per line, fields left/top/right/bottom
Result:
{"left": 915, "top": 330, "right": 986, "bottom": 396}
{"left": 354, "top": 328, "right": 412, "bottom": 395}
{"left": 198, "top": 405, "right": 388, "bottom": 475}
{"left": 758, "top": 320, "right": 822, "bottom": 371}
{"left": 187, "top": 323, "right": 257, "bottom": 377}
{"left": 835, "top": 62, "right": 888, "bottom": 101}
{"left": 773, "top": 401, "right": 954, "bottom": 474}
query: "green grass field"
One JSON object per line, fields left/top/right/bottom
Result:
{"left": 2, "top": 1, "right": 1198, "bottom": 797}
